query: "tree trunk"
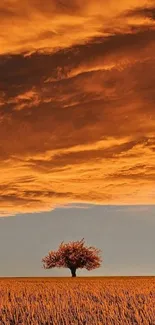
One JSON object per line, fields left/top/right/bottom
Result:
{"left": 70, "top": 268, "right": 76, "bottom": 277}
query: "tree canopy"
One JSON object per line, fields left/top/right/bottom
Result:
{"left": 42, "top": 238, "right": 102, "bottom": 277}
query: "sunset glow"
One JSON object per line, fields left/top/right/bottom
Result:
{"left": 0, "top": 0, "right": 155, "bottom": 216}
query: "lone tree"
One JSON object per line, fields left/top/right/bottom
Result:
{"left": 42, "top": 238, "right": 102, "bottom": 277}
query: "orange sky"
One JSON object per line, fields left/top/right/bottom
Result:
{"left": 0, "top": 0, "right": 155, "bottom": 216}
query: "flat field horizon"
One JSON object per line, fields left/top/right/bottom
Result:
{"left": 0, "top": 276, "right": 154, "bottom": 324}
{"left": 0, "top": 275, "right": 154, "bottom": 279}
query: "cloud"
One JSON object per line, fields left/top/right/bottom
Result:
{"left": 0, "top": 0, "right": 154, "bottom": 55}
{"left": 0, "top": 0, "right": 155, "bottom": 216}
{"left": 124, "top": 5, "right": 155, "bottom": 21}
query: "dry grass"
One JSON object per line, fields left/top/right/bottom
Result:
{"left": 0, "top": 276, "right": 154, "bottom": 324}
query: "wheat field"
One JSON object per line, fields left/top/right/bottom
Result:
{"left": 0, "top": 277, "right": 154, "bottom": 325}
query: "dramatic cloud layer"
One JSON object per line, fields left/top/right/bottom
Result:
{"left": 0, "top": 0, "right": 155, "bottom": 216}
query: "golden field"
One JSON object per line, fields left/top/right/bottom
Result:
{"left": 0, "top": 277, "right": 154, "bottom": 325}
